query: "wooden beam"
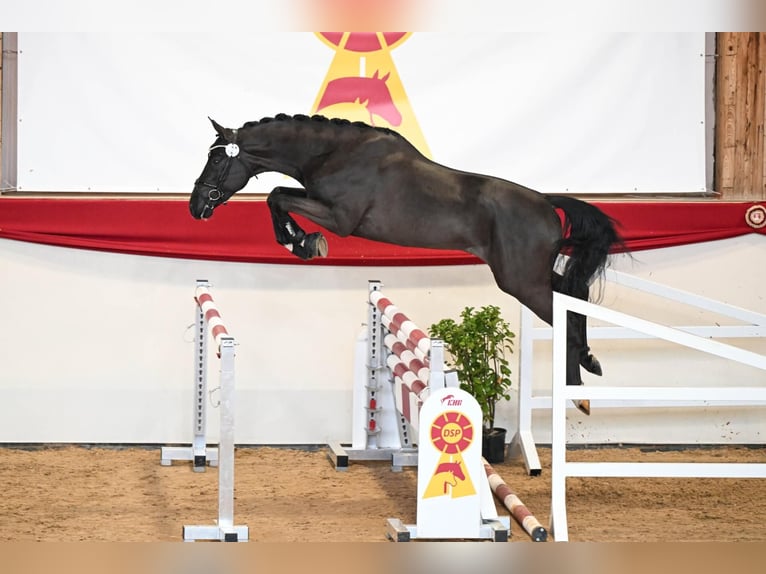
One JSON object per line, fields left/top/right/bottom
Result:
{"left": 715, "top": 33, "right": 766, "bottom": 200}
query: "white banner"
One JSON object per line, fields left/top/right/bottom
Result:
{"left": 16, "top": 32, "right": 707, "bottom": 194}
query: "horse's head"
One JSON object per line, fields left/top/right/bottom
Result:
{"left": 189, "top": 118, "right": 252, "bottom": 220}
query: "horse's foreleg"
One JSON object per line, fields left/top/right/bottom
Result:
{"left": 267, "top": 188, "right": 305, "bottom": 243}
{"left": 267, "top": 187, "right": 329, "bottom": 260}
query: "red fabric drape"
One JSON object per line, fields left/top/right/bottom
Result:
{"left": 595, "top": 201, "right": 766, "bottom": 251}
{"left": 0, "top": 198, "right": 763, "bottom": 265}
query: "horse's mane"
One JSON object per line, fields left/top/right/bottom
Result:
{"left": 241, "top": 113, "right": 403, "bottom": 139}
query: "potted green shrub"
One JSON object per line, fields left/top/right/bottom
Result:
{"left": 430, "top": 305, "right": 515, "bottom": 463}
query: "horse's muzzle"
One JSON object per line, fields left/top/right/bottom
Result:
{"left": 189, "top": 183, "right": 216, "bottom": 219}
{"left": 189, "top": 195, "right": 213, "bottom": 220}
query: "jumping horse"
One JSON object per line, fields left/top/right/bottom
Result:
{"left": 190, "top": 113, "right": 623, "bottom": 414}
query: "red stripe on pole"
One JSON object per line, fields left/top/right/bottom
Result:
{"left": 387, "top": 317, "right": 403, "bottom": 336}
{"left": 408, "top": 357, "right": 426, "bottom": 373}
{"left": 390, "top": 311, "right": 410, "bottom": 328}
{"left": 204, "top": 308, "right": 222, "bottom": 321}
{"left": 211, "top": 324, "right": 229, "bottom": 339}
{"left": 389, "top": 339, "right": 426, "bottom": 373}
{"left": 390, "top": 339, "right": 407, "bottom": 357}
{"left": 410, "top": 379, "right": 427, "bottom": 396}
{"left": 386, "top": 318, "right": 426, "bottom": 359}
{"left": 408, "top": 329, "right": 427, "bottom": 344}
{"left": 375, "top": 296, "right": 392, "bottom": 313}
{"left": 391, "top": 363, "right": 408, "bottom": 379}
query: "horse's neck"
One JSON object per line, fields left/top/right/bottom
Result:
{"left": 246, "top": 122, "right": 343, "bottom": 178}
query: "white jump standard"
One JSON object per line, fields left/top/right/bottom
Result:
{"left": 161, "top": 280, "right": 248, "bottom": 542}
{"left": 160, "top": 283, "right": 224, "bottom": 471}
{"left": 328, "top": 280, "right": 445, "bottom": 470}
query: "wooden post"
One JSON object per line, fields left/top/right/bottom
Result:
{"left": 715, "top": 33, "right": 766, "bottom": 200}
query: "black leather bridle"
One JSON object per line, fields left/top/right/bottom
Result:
{"left": 194, "top": 129, "right": 250, "bottom": 217}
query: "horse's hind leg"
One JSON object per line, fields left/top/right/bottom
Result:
{"left": 521, "top": 287, "right": 588, "bottom": 392}
{"left": 576, "top": 314, "right": 602, "bottom": 376}
{"left": 266, "top": 187, "right": 329, "bottom": 260}
{"left": 550, "top": 272, "right": 598, "bottom": 415}
{"left": 552, "top": 272, "right": 602, "bottom": 376}
{"left": 483, "top": 202, "right": 593, "bottom": 413}
{"left": 485, "top": 250, "right": 586, "bottom": 392}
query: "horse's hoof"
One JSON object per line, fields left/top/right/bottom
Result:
{"left": 581, "top": 354, "right": 602, "bottom": 376}
{"left": 574, "top": 399, "right": 591, "bottom": 416}
{"left": 288, "top": 232, "right": 329, "bottom": 260}
{"left": 311, "top": 233, "right": 329, "bottom": 257}
{"left": 304, "top": 232, "right": 328, "bottom": 258}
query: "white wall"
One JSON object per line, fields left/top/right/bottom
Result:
{"left": 14, "top": 33, "right": 706, "bottom": 194}
{"left": 1, "top": 234, "right": 764, "bottom": 445}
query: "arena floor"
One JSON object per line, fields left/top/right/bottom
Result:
{"left": 1, "top": 444, "right": 764, "bottom": 542}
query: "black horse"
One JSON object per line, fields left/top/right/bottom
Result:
{"left": 190, "top": 113, "right": 623, "bottom": 413}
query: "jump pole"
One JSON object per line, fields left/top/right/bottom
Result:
{"left": 482, "top": 458, "right": 548, "bottom": 541}
{"left": 163, "top": 280, "right": 248, "bottom": 542}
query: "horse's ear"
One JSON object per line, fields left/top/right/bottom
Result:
{"left": 208, "top": 117, "right": 227, "bottom": 138}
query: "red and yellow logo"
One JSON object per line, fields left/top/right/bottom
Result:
{"left": 311, "top": 32, "right": 431, "bottom": 157}
{"left": 423, "top": 411, "right": 476, "bottom": 499}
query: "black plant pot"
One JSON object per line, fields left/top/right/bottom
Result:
{"left": 482, "top": 427, "right": 507, "bottom": 463}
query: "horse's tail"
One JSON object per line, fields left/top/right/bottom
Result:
{"left": 544, "top": 195, "right": 624, "bottom": 299}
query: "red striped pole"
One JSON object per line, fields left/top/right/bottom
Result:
{"left": 482, "top": 458, "right": 548, "bottom": 541}
{"left": 195, "top": 286, "right": 230, "bottom": 350}
{"left": 371, "top": 292, "right": 431, "bottom": 361}
{"left": 384, "top": 334, "right": 430, "bottom": 382}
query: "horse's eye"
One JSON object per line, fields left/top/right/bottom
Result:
{"left": 212, "top": 156, "right": 223, "bottom": 165}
